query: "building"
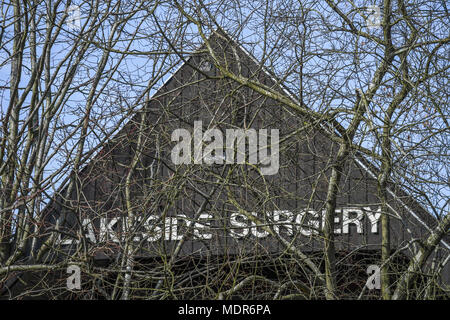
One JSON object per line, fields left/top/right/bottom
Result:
{"left": 1, "top": 29, "right": 448, "bottom": 300}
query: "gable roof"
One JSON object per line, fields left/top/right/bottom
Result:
{"left": 42, "top": 27, "right": 449, "bottom": 250}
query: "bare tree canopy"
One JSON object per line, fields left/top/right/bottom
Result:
{"left": 0, "top": 0, "right": 448, "bottom": 300}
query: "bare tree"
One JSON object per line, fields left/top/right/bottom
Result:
{"left": 0, "top": 0, "right": 448, "bottom": 300}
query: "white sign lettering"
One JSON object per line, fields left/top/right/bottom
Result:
{"left": 58, "top": 206, "right": 383, "bottom": 245}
